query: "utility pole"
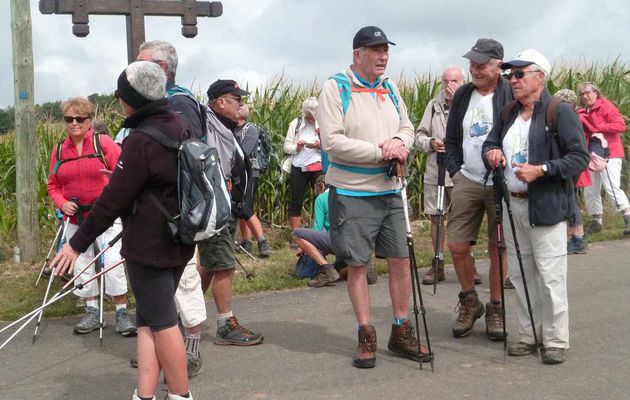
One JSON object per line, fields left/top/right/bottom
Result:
{"left": 10, "top": 0, "right": 39, "bottom": 262}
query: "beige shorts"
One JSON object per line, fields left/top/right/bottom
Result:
{"left": 446, "top": 171, "right": 498, "bottom": 245}
{"left": 423, "top": 184, "right": 453, "bottom": 216}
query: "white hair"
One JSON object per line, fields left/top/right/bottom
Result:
{"left": 139, "top": 40, "right": 178, "bottom": 77}
{"left": 442, "top": 65, "right": 467, "bottom": 82}
{"left": 302, "top": 97, "right": 318, "bottom": 117}
{"left": 126, "top": 61, "right": 166, "bottom": 101}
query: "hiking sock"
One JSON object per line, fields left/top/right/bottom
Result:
{"left": 393, "top": 317, "right": 408, "bottom": 326}
{"left": 115, "top": 303, "right": 126, "bottom": 311}
{"left": 184, "top": 332, "right": 201, "bottom": 357}
{"left": 217, "top": 311, "right": 234, "bottom": 327}
{"left": 86, "top": 299, "right": 98, "bottom": 309}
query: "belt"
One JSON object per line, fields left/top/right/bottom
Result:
{"left": 509, "top": 192, "right": 528, "bottom": 199}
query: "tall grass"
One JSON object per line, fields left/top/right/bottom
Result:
{"left": 0, "top": 63, "right": 629, "bottom": 247}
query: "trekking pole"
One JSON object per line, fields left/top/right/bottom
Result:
{"left": 35, "top": 215, "right": 69, "bottom": 287}
{"left": 234, "top": 256, "right": 255, "bottom": 280}
{"left": 491, "top": 168, "right": 508, "bottom": 361}
{"left": 0, "top": 259, "right": 126, "bottom": 351}
{"left": 604, "top": 166, "right": 620, "bottom": 208}
{"left": 234, "top": 240, "right": 258, "bottom": 261}
{"left": 95, "top": 244, "right": 105, "bottom": 347}
{"left": 390, "top": 160, "right": 434, "bottom": 371}
{"left": 431, "top": 152, "right": 447, "bottom": 295}
{"left": 498, "top": 165, "right": 541, "bottom": 362}
{"left": 0, "top": 230, "right": 123, "bottom": 336}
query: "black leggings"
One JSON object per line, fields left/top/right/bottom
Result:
{"left": 126, "top": 260, "right": 185, "bottom": 332}
{"left": 289, "top": 166, "right": 322, "bottom": 217}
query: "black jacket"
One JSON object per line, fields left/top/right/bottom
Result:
{"left": 70, "top": 100, "right": 195, "bottom": 268}
{"left": 482, "top": 90, "right": 589, "bottom": 226}
{"left": 444, "top": 77, "right": 513, "bottom": 178}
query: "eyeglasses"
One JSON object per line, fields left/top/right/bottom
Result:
{"left": 63, "top": 116, "right": 90, "bottom": 123}
{"left": 223, "top": 95, "right": 243, "bottom": 104}
{"left": 506, "top": 70, "right": 541, "bottom": 80}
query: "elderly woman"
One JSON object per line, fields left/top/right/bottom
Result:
{"left": 51, "top": 61, "right": 195, "bottom": 400}
{"left": 47, "top": 97, "right": 135, "bottom": 337}
{"left": 577, "top": 82, "right": 630, "bottom": 235}
{"left": 282, "top": 97, "right": 323, "bottom": 229}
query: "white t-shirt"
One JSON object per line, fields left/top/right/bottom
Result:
{"left": 460, "top": 90, "right": 494, "bottom": 184}
{"left": 292, "top": 122, "right": 321, "bottom": 168}
{"left": 503, "top": 115, "right": 530, "bottom": 193}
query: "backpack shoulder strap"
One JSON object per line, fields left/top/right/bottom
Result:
{"left": 294, "top": 117, "right": 303, "bottom": 135}
{"left": 331, "top": 72, "right": 352, "bottom": 115}
{"left": 500, "top": 100, "right": 518, "bottom": 125}
{"left": 168, "top": 90, "right": 208, "bottom": 139}
{"left": 133, "top": 126, "right": 181, "bottom": 150}
{"left": 546, "top": 96, "right": 563, "bottom": 133}
{"left": 92, "top": 132, "right": 111, "bottom": 171}
{"left": 382, "top": 79, "right": 401, "bottom": 116}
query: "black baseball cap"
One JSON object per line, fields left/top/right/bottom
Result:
{"left": 207, "top": 79, "right": 250, "bottom": 101}
{"left": 352, "top": 26, "right": 396, "bottom": 49}
{"left": 462, "top": 38, "right": 504, "bottom": 63}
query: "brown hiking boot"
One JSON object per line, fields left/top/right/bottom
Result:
{"left": 387, "top": 320, "right": 432, "bottom": 362}
{"left": 353, "top": 325, "right": 376, "bottom": 369}
{"left": 421, "top": 260, "right": 445, "bottom": 285}
{"left": 452, "top": 291, "right": 485, "bottom": 338}
{"left": 308, "top": 265, "right": 340, "bottom": 288}
{"left": 485, "top": 301, "right": 506, "bottom": 341}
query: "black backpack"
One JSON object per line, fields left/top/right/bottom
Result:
{"left": 134, "top": 125, "right": 231, "bottom": 244}
{"left": 243, "top": 123, "right": 273, "bottom": 174}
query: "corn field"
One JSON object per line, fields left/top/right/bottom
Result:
{"left": 0, "top": 63, "right": 629, "bottom": 246}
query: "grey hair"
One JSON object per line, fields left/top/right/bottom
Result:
{"left": 577, "top": 82, "right": 601, "bottom": 98}
{"left": 139, "top": 40, "right": 178, "bottom": 77}
{"left": 126, "top": 61, "right": 166, "bottom": 101}
{"left": 302, "top": 97, "right": 318, "bottom": 117}
{"left": 554, "top": 89, "right": 577, "bottom": 107}
{"left": 442, "top": 65, "right": 467, "bottom": 82}
{"left": 239, "top": 104, "right": 250, "bottom": 120}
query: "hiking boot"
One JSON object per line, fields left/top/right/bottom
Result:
{"left": 542, "top": 347, "right": 566, "bottom": 364}
{"left": 308, "top": 265, "right": 340, "bottom": 288}
{"left": 624, "top": 215, "right": 630, "bottom": 235}
{"left": 452, "top": 291, "right": 484, "bottom": 338}
{"left": 215, "top": 316, "right": 263, "bottom": 346}
{"left": 73, "top": 306, "right": 102, "bottom": 334}
{"left": 116, "top": 308, "right": 137, "bottom": 337}
{"left": 586, "top": 220, "right": 603, "bottom": 235}
{"left": 258, "top": 238, "right": 271, "bottom": 258}
{"left": 187, "top": 353, "right": 203, "bottom": 378}
{"left": 236, "top": 239, "right": 253, "bottom": 254}
{"left": 567, "top": 235, "right": 588, "bottom": 255}
{"left": 387, "top": 320, "right": 432, "bottom": 362}
{"left": 485, "top": 301, "right": 506, "bottom": 341}
{"left": 353, "top": 324, "right": 376, "bottom": 369}
{"left": 504, "top": 277, "right": 515, "bottom": 289}
{"left": 366, "top": 260, "right": 378, "bottom": 285}
{"left": 421, "top": 260, "right": 445, "bottom": 285}
{"left": 508, "top": 341, "right": 538, "bottom": 356}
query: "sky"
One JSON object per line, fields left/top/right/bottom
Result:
{"left": 1, "top": 0, "right": 629, "bottom": 109}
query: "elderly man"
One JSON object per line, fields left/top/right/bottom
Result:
{"left": 136, "top": 40, "right": 206, "bottom": 377}
{"left": 197, "top": 79, "right": 263, "bottom": 346}
{"left": 444, "top": 38, "right": 512, "bottom": 341}
{"left": 483, "top": 50, "right": 588, "bottom": 364}
{"left": 318, "top": 26, "right": 430, "bottom": 369}
{"left": 415, "top": 65, "right": 465, "bottom": 284}
{"left": 51, "top": 60, "right": 195, "bottom": 400}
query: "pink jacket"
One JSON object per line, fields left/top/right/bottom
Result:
{"left": 577, "top": 97, "right": 627, "bottom": 158}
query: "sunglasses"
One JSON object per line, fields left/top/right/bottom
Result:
{"left": 506, "top": 70, "right": 540, "bottom": 80}
{"left": 63, "top": 116, "right": 90, "bottom": 123}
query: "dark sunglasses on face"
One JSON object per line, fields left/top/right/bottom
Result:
{"left": 63, "top": 116, "right": 89, "bottom": 123}
{"left": 506, "top": 70, "right": 540, "bottom": 80}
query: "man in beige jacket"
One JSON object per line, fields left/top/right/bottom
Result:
{"left": 318, "top": 26, "right": 431, "bottom": 369}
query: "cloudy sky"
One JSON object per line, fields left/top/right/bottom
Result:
{"left": 1, "top": 0, "right": 628, "bottom": 109}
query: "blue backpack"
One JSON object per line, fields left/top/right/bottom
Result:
{"left": 294, "top": 254, "right": 319, "bottom": 279}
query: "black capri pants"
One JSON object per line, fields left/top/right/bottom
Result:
{"left": 126, "top": 260, "right": 185, "bottom": 332}
{"left": 289, "top": 166, "right": 322, "bottom": 217}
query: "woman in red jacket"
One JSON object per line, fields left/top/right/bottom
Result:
{"left": 47, "top": 97, "right": 135, "bottom": 336}
{"left": 577, "top": 83, "right": 630, "bottom": 235}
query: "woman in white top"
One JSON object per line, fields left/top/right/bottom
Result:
{"left": 283, "top": 97, "right": 323, "bottom": 229}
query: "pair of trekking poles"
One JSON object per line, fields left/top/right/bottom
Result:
{"left": 0, "top": 227, "right": 124, "bottom": 351}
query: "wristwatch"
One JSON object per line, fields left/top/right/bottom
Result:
{"left": 541, "top": 163, "right": 548, "bottom": 175}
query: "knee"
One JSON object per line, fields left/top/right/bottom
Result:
{"left": 448, "top": 242, "right": 470, "bottom": 258}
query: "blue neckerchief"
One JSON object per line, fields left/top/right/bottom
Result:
{"left": 166, "top": 85, "right": 195, "bottom": 98}
{"left": 352, "top": 70, "right": 382, "bottom": 89}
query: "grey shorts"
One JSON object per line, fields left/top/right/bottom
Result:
{"left": 198, "top": 216, "right": 237, "bottom": 271}
{"left": 423, "top": 184, "right": 453, "bottom": 216}
{"left": 292, "top": 228, "right": 333, "bottom": 255}
{"left": 328, "top": 188, "right": 408, "bottom": 266}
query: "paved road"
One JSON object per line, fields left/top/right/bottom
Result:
{"left": 1, "top": 239, "right": 629, "bottom": 400}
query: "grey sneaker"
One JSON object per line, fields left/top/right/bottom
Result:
{"left": 215, "top": 316, "right": 263, "bottom": 346}
{"left": 567, "top": 235, "right": 588, "bottom": 255}
{"left": 187, "top": 353, "right": 203, "bottom": 378}
{"left": 236, "top": 239, "right": 253, "bottom": 254}
{"left": 308, "top": 265, "right": 340, "bottom": 287}
{"left": 623, "top": 215, "right": 630, "bottom": 235}
{"left": 508, "top": 341, "right": 538, "bottom": 356}
{"left": 542, "top": 347, "right": 566, "bottom": 364}
{"left": 116, "top": 308, "right": 137, "bottom": 337}
{"left": 258, "top": 238, "right": 271, "bottom": 258}
{"left": 366, "top": 260, "right": 378, "bottom": 285}
{"left": 73, "top": 306, "right": 102, "bottom": 334}
{"left": 504, "top": 277, "right": 515, "bottom": 289}
{"left": 586, "top": 220, "right": 603, "bottom": 235}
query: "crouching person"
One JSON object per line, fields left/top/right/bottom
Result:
{"left": 51, "top": 61, "right": 195, "bottom": 399}
{"left": 483, "top": 50, "right": 588, "bottom": 365}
